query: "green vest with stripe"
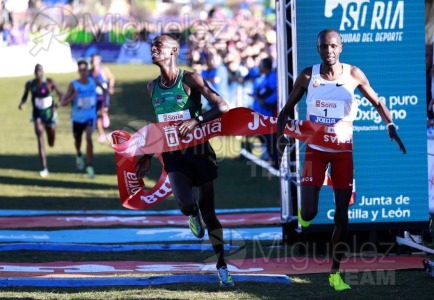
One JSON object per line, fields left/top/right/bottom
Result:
{"left": 151, "top": 70, "right": 202, "bottom": 123}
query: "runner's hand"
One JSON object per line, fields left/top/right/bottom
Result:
{"left": 135, "top": 154, "right": 152, "bottom": 178}
{"left": 176, "top": 119, "right": 198, "bottom": 138}
{"left": 388, "top": 125, "right": 406, "bottom": 154}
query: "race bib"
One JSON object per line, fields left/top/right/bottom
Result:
{"left": 157, "top": 110, "right": 191, "bottom": 122}
{"left": 308, "top": 99, "right": 345, "bottom": 125}
{"left": 96, "top": 83, "right": 107, "bottom": 95}
{"left": 77, "top": 97, "right": 96, "bottom": 109}
{"left": 35, "top": 96, "right": 53, "bottom": 110}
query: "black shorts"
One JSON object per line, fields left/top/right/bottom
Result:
{"left": 162, "top": 141, "right": 218, "bottom": 186}
{"left": 73, "top": 119, "right": 95, "bottom": 139}
{"left": 33, "top": 107, "right": 57, "bottom": 127}
{"left": 96, "top": 100, "right": 104, "bottom": 113}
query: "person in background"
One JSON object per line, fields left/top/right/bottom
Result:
{"left": 89, "top": 53, "right": 115, "bottom": 143}
{"left": 201, "top": 50, "right": 229, "bottom": 105}
{"left": 60, "top": 60, "right": 105, "bottom": 179}
{"left": 19, "top": 64, "right": 63, "bottom": 177}
{"left": 251, "top": 57, "right": 278, "bottom": 168}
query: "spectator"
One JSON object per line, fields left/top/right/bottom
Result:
{"left": 251, "top": 57, "right": 278, "bottom": 168}
{"left": 1, "top": 22, "right": 11, "bottom": 46}
{"left": 9, "top": 20, "right": 23, "bottom": 45}
{"left": 201, "top": 50, "right": 229, "bottom": 105}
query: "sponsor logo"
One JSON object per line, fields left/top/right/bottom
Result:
{"left": 124, "top": 134, "right": 146, "bottom": 154}
{"left": 158, "top": 110, "right": 191, "bottom": 123}
{"left": 160, "top": 111, "right": 189, "bottom": 122}
{"left": 140, "top": 176, "right": 172, "bottom": 204}
{"left": 154, "top": 98, "right": 160, "bottom": 106}
{"left": 315, "top": 100, "right": 337, "bottom": 108}
{"left": 181, "top": 120, "right": 222, "bottom": 144}
{"left": 311, "top": 115, "right": 340, "bottom": 124}
{"left": 123, "top": 172, "right": 142, "bottom": 195}
{"left": 324, "top": 0, "right": 405, "bottom": 43}
{"left": 164, "top": 125, "right": 179, "bottom": 147}
{"left": 336, "top": 82, "right": 345, "bottom": 86}
{"left": 323, "top": 134, "right": 353, "bottom": 144}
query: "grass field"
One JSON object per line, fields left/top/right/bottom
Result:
{"left": 1, "top": 64, "right": 280, "bottom": 210}
{"left": 1, "top": 65, "right": 433, "bottom": 299}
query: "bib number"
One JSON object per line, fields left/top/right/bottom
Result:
{"left": 35, "top": 96, "right": 53, "bottom": 110}
{"left": 309, "top": 99, "right": 344, "bottom": 125}
{"left": 157, "top": 110, "right": 191, "bottom": 122}
{"left": 77, "top": 97, "right": 95, "bottom": 109}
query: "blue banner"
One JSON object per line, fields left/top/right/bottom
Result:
{"left": 70, "top": 43, "right": 122, "bottom": 63}
{"left": 295, "top": 0, "right": 427, "bottom": 225}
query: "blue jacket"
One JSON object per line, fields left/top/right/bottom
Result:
{"left": 251, "top": 70, "right": 277, "bottom": 116}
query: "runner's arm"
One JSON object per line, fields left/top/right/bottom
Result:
{"left": 353, "top": 66, "right": 393, "bottom": 124}
{"left": 59, "top": 83, "right": 76, "bottom": 106}
{"left": 276, "top": 68, "right": 310, "bottom": 161}
{"left": 104, "top": 66, "right": 115, "bottom": 95}
{"left": 49, "top": 78, "right": 64, "bottom": 107}
{"left": 354, "top": 66, "right": 406, "bottom": 154}
{"left": 184, "top": 71, "right": 229, "bottom": 123}
{"left": 175, "top": 71, "right": 229, "bottom": 138}
{"left": 18, "top": 82, "right": 30, "bottom": 110}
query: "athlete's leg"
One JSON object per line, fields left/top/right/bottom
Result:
{"left": 46, "top": 125, "right": 55, "bottom": 147}
{"left": 84, "top": 124, "right": 94, "bottom": 165}
{"left": 34, "top": 118, "right": 47, "bottom": 170}
{"left": 96, "top": 112, "right": 105, "bottom": 142}
{"left": 73, "top": 122, "right": 83, "bottom": 157}
{"left": 198, "top": 180, "right": 226, "bottom": 268}
{"left": 330, "top": 189, "right": 352, "bottom": 273}
{"left": 300, "top": 146, "right": 327, "bottom": 222}
{"left": 96, "top": 101, "right": 106, "bottom": 142}
{"left": 168, "top": 171, "right": 197, "bottom": 216}
{"left": 329, "top": 151, "right": 353, "bottom": 274}
{"left": 300, "top": 185, "right": 320, "bottom": 222}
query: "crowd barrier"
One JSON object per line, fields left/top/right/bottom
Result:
{"left": 70, "top": 41, "right": 188, "bottom": 65}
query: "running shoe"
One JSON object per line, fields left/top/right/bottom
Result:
{"left": 329, "top": 272, "right": 351, "bottom": 291}
{"left": 189, "top": 213, "right": 204, "bottom": 238}
{"left": 86, "top": 165, "right": 95, "bottom": 179}
{"left": 404, "top": 231, "right": 423, "bottom": 244}
{"left": 39, "top": 168, "right": 49, "bottom": 178}
{"left": 76, "top": 155, "right": 85, "bottom": 170}
{"left": 298, "top": 208, "right": 312, "bottom": 228}
{"left": 217, "top": 266, "right": 234, "bottom": 287}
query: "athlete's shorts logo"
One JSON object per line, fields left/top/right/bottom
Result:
{"left": 164, "top": 125, "right": 179, "bottom": 147}
{"left": 324, "top": 0, "right": 371, "bottom": 31}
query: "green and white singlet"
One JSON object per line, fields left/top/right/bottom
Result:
{"left": 151, "top": 70, "right": 202, "bottom": 122}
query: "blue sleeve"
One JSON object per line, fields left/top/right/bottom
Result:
{"left": 264, "top": 71, "right": 277, "bottom": 104}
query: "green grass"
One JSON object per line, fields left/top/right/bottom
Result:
{"left": 0, "top": 65, "right": 433, "bottom": 299}
{"left": 0, "top": 271, "right": 433, "bottom": 300}
{"left": 0, "top": 64, "right": 280, "bottom": 210}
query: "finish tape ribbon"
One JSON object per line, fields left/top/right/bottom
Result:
{"left": 109, "top": 107, "right": 353, "bottom": 210}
